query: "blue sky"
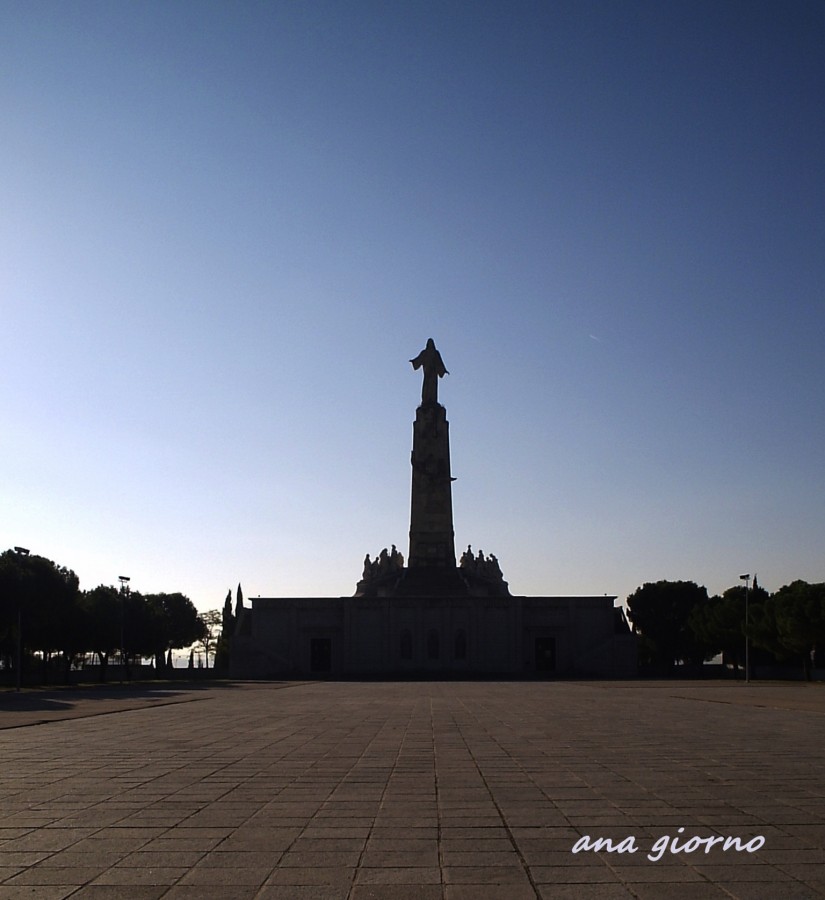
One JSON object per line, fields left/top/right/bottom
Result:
{"left": 2, "top": 1, "right": 824, "bottom": 612}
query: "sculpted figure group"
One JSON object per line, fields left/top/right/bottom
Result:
{"left": 362, "top": 545, "right": 405, "bottom": 581}
{"left": 360, "top": 543, "right": 504, "bottom": 584}
{"left": 459, "top": 545, "right": 503, "bottom": 581}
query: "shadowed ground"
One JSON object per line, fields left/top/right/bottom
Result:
{"left": 0, "top": 680, "right": 823, "bottom": 899}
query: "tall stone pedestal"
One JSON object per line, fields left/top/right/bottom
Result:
{"left": 394, "top": 400, "right": 466, "bottom": 596}
{"left": 408, "top": 401, "right": 456, "bottom": 569}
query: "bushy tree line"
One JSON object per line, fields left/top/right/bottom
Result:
{"left": 627, "top": 578, "right": 825, "bottom": 678}
{"left": 0, "top": 549, "right": 214, "bottom": 684}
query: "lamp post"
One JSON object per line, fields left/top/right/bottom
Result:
{"left": 740, "top": 573, "right": 751, "bottom": 684}
{"left": 118, "top": 576, "right": 130, "bottom": 680}
{"left": 13, "top": 547, "right": 30, "bottom": 692}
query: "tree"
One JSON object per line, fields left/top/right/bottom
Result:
{"left": 144, "top": 593, "right": 205, "bottom": 672}
{"left": 0, "top": 549, "right": 80, "bottom": 683}
{"left": 765, "top": 581, "right": 825, "bottom": 679}
{"left": 79, "top": 585, "right": 122, "bottom": 682}
{"left": 0, "top": 552, "right": 21, "bottom": 669}
{"left": 214, "top": 589, "right": 235, "bottom": 670}
{"left": 123, "top": 589, "right": 162, "bottom": 668}
{"left": 689, "top": 582, "right": 770, "bottom": 674}
{"left": 626, "top": 580, "right": 709, "bottom": 667}
{"left": 196, "top": 609, "right": 222, "bottom": 668}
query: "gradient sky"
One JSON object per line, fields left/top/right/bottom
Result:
{"left": 3, "top": 1, "right": 824, "bottom": 613}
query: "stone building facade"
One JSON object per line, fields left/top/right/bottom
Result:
{"left": 231, "top": 594, "right": 634, "bottom": 677}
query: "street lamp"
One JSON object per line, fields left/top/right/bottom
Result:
{"left": 118, "top": 576, "right": 130, "bottom": 679}
{"left": 740, "top": 574, "right": 751, "bottom": 684}
{"left": 13, "top": 547, "right": 29, "bottom": 692}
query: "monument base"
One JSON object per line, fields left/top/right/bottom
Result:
{"left": 230, "top": 593, "right": 637, "bottom": 679}
{"left": 356, "top": 561, "right": 511, "bottom": 598}
{"left": 392, "top": 566, "right": 469, "bottom": 597}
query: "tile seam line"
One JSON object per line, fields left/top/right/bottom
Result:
{"left": 452, "top": 696, "right": 541, "bottom": 899}
{"left": 344, "top": 697, "right": 416, "bottom": 900}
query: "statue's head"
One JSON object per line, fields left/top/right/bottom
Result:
{"left": 426, "top": 338, "right": 435, "bottom": 349}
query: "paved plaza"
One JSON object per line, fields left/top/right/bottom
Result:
{"left": 0, "top": 680, "right": 824, "bottom": 899}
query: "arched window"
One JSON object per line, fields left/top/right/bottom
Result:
{"left": 454, "top": 630, "right": 467, "bottom": 660}
{"left": 400, "top": 629, "right": 412, "bottom": 661}
{"left": 427, "top": 629, "right": 439, "bottom": 660}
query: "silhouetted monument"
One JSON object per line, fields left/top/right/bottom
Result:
{"left": 408, "top": 339, "right": 456, "bottom": 574}
{"left": 355, "top": 339, "right": 508, "bottom": 598}
{"left": 231, "top": 341, "right": 636, "bottom": 677}
{"left": 409, "top": 337, "right": 448, "bottom": 404}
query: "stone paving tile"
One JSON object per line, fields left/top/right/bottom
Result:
{"left": 441, "top": 838, "right": 512, "bottom": 852}
{"left": 256, "top": 888, "right": 350, "bottom": 900}
{"left": 612, "top": 863, "right": 706, "bottom": 882}
{"left": 89, "top": 866, "right": 189, "bottom": 885}
{"left": 441, "top": 850, "right": 524, "bottom": 867}
{"left": 113, "top": 850, "right": 206, "bottom": 868}
{"left": 536, "top": 887, "right": 637, "bottom": 899}
{"left": 4, "top": 865, "right": 108, "bottom": 885}
{"left": 531, "top": 863, "right": 617, "bottom": 883}
{"left": 446, "top": 887, "right": 538, "bottom": 900}
{"left": 354, "top": 867, "right": 442, "bottom": 884}
{"left": 360, "top": 849, "right": 440, "bottom": 867}
{"left": 350, "top": 887, "right": 443, "bottom": 900}
{"left": 265, "top": 866, "right": 355, "bottom": 885}
{"left": 1, "top": 680, "right": 824, "bottom": 897}
{"left": 443, "top": 865, "right": 533, "bottom": 884}
{"left": 197, "top": 849, "right": 279, "bottom": 867}
{"left": 72, "top": 888, "right": 169, "bottom": 899}
{"left": 162, "top": 888, "right": 263, "bottom": 900}
{"left": 718, "top": 885, "right": 825, "bottom": 900}
{"left": 176, "top": 864, "right": 273, "bottom": 885}
{"left": 629, "top": 886, "right": 732, "bottom": 900}
{"left": 0, "top": 887, "right": 77, "bottom": 899}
